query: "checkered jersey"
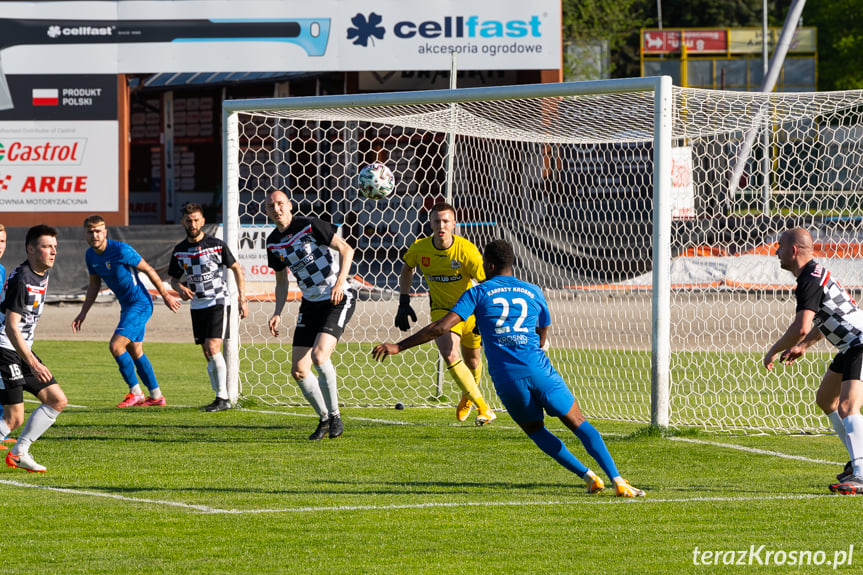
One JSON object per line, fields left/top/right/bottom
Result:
{"left": 797, "top": 260, "right": 863, "bottom": 352}
{"left": 169, "top": 235, "right": 237, "bottom": 310}
{"left": 0, "top": 263, "right": 5, "bottom": 330}
{"left": 267, "top": 217, "right": 350, "bottom": 303}
{"left": 0, "top": 261, "right": 49, "bottom": 351}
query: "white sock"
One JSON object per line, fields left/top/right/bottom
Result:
{"left": 129, "top": 384, "right": 143, "bottom": 396}
{"left": 12, "top": 405, "right": 60, "bottom": 455}
{"left": 842, "top": 413, "right": 863, "bottom": 477}
{"left": 315, "top": 361, "right": 339, "bottom": 416}
{"left": 0, "top": 417, "right": 10, "bottom": 438}
{"left": 224, "top": 337, "right": 239, "bottom": 404}
{"left": 828, "top": 410, "right": 850, "bottom": 454}
{"left": 297, "top": 373, "right": 328, "bottom": 419}
{"left": 207, "top": 353, "right": 228, "bottom": 399}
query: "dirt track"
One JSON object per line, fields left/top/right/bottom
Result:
{"left": 37, "top": 291, "right": 794, "bottom": 352}
{"left": 40, "top": 300, "right": 196, "bottom": 344}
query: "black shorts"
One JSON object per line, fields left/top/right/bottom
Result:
{"left": 829, "top": 345, "right": 863, "bottom": 382}
{"left": 191, "top": 305, "right": 231, "bottom": 345}
{"left": 0, "top": 347, "right": 57, "bottom": 406}
{"left": 293, "top": 295, "right": 356, "bottom": 347}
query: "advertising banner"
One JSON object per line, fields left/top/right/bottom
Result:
{"left": 642, "top": 30, "right": 727, "bottom": 55}
{"left": 0, "top": 74, "right": 117, "bottom": 212}
{"left": 0, "top": 0, "right": 561, "bottom": 85}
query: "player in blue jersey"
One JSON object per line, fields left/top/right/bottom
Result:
{"left": 72, "top": 215, "right": 182, "bottom": 407}
{"left": 373, "top": 239, "right": 645, "bottom": 497}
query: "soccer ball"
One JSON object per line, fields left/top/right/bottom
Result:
{"left": 357, "top": 162, "right": 395, "bottom": 200}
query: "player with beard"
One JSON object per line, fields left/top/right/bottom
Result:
{"left": 169, "top": 204, "right": 248, "bottom": 412}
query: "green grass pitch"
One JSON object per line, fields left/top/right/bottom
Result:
{"left": 2, "top": 341, "right": 858, "bottom": 573}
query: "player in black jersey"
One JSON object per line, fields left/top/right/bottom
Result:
{"left": 265, "top": 190, "right": 356, "bottom": 440}
{"left": 169, "top": 203, "right": 248, "bottom": 412}
{"left": 0, "top": 225, "right": 68, "bottom": 473}
{"left": 765, "top": 227, "right": 863, "bottom": 494}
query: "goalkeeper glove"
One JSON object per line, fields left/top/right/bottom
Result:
{"left": 395, "top": 294, "right": 417, "bottom": 331}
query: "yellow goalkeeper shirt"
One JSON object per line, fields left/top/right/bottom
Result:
{"left": 403, "top": 235, "right": 485, "bottom": 312}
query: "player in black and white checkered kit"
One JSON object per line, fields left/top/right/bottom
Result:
{"left": 0, "top": 225, "right": 69, "bottom": 473}
{"left": 765, "top": 228, "right": 863, "bottom": 494}
{"left": 169, "top": 204, "right": 248, "bottom": 413}
{"left": 265, "top": 190, "right": 356, "bottom": 440}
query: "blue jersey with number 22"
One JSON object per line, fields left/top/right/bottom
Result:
{"left": 451, "top": 275, "right": 552, "bottom": 385}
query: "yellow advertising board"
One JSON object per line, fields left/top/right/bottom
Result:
{"left": 728, "top": 27, "right": 816, "bottom": 54}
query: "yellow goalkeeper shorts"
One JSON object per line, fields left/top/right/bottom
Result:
{"left": 430, "top": 308, "right": 481, "bottom": 350}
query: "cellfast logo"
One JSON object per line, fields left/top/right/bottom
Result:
{"left": 46, "top": 24, "right": 114, "bottom": 39}
{"left": 394, "top": 15, "right": 542, "bottom": 39}
{"left": 347, "top": 12, "right": 544, "bottom": 47}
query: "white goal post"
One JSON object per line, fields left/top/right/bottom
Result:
{"left": 223, "top": 77, "right": 863, "bottom": 434}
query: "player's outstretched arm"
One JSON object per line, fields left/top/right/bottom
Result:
{"left": 372, "top": 311, "right": 462, "bottom": 362}
{"left": 780, "top": 327, "right": 824, "bottom": 364}
{"left": 137, "top": 259, "right": 181, "bottom": 312}
{"left": 170, "top": 276, "right": 194, "bottom": 301}
{"left": 764, "top": 309, "right": 815, "bottom": 370}
{"left": 72, "top": 274, "right": 102, "bottom": 332}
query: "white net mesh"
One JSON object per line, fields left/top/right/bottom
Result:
{"left": 227, "top": 82, "right": 863, "bottom": 433}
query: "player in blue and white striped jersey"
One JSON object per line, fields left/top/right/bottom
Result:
{"left": 765, "top": 227, "right": 863, "bottom": 494}
{"left": 373, "top": 239, "right": 645, "bottom": 497}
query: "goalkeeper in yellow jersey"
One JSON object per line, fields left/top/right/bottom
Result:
{"left": 396, "top": 202, "right": 496, "bottom": 425}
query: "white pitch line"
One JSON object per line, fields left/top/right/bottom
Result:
{"left": 666, "top": 436, "right": 843, "bottom": 466}
{"left": 0, "top": 479, "right": 834, "bottom": 514}
{"left": 0, "top": 479, "right": 224, "bottom": 513}
{"left": 24, "top": 398, "right": 89, "bottom": 409}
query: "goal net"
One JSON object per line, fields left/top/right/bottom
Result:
{"left": 224, "top": 78, "right": 863, "bottom": 433}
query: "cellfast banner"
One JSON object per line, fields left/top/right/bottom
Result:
{"left": 0, "top": 0, "right": 560, "bottom": 213}
{"left": 0, "top": 0, "right": 560, "bottom": 81}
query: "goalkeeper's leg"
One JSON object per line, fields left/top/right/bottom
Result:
{"left": 446, "top": 359, "right": 490, "bottom": 413}
{"left": 438, "top": 331, "right": 494, "bottom": 424}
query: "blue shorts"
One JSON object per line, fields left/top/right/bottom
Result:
{"left": 115, "top": 300, "right": 153, "bottom": 343}
{"left": 494, "top": 366, "right": 576, "bottom": 424}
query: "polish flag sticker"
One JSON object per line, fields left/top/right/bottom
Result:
{"left": 32, "top": 89, "right": 59, "bottom": 106}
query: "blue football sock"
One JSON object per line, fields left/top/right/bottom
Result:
{"left": 114, "top": 352, "right": 138, "bottom": 388}
{"left": 133, "top": 354, "right": 159, "bottom": 393}
{"left": 528, "top": 427, "right": 589, "bottom": 477}
{"left": 574, "top": 420, "right": 620, "bottom": 480}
